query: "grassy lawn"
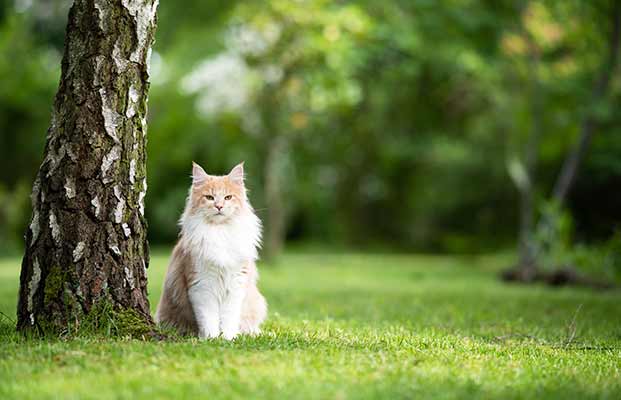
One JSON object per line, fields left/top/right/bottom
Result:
{"left": 0, "top": 251, "right": 620, "bottom": 399}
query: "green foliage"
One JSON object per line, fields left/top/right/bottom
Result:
{"left": 0, "top": 7, "right": 61, "bottom": 253}
{"left": 533, "top": 200, "right": 621, "bottom": 283}
{"left": 145, "top": 0, "right": 621, "bottom": 251}
{"left": 0, "top": 182, "right": 30, "bottom": 254}
{"left": 0, "top": 0, "right": 620, "bottom": 255}
{"left": 562, "top": 232, "right": 621, "bottom": 283}
{"left": 1, "top": 252, "right": 621, "bottom": 398}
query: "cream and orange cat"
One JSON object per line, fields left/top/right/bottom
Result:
{"left": 155, "top": 162, "right": 266, "bottom": 340}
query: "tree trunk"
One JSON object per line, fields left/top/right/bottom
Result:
{"left": 505, "top": 0, "right": 621, "bottom": 284}
{"left": 16, "top": 0, "right": 158, "bottom": 334}
{"left": 552, "top": 0, "right": 621, "bottom": 204}
{"left": 263, "top": 135, "right": 287, "bottom": 262}
{"left": 517, "top": 46, "right": 544, "bottom": 268}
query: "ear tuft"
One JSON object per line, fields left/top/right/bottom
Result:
{"left": 192, "top": 162, "right": 209, "bottom": 184}
{"left": 228, "top": 162, "right": 245, "bottom": 184}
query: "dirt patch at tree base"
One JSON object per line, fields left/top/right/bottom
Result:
{"left": 501, "top": 264, "right": 617, "bottom": 290}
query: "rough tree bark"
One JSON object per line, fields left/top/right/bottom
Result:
{"left": 16, "top": 0, "right": 158, "bottom": 334}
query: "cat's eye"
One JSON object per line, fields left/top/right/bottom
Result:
{"left": 224, "top": 195, "right": 232, "bottom": 200}
{"left": 205, "top": 195, "right": 214, "bottom": 201}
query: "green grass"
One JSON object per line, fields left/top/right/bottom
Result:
{"left": 1, "top": 251, "right": 620, "bottom": 399}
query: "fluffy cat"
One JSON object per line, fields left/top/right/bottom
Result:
{"left": 155, "top": 162, "right": 266, "bottom": 340}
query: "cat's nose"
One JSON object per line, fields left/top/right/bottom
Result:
{"left": 215, "top": 205, "right": 223, "bottom": 210}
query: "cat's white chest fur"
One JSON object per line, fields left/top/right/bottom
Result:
{"left": 181, "top": 210, "right": 261, "bottom": 271}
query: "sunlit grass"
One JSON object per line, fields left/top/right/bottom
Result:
{"left": 0, "top": 251, "right": 620, "bottom": 399}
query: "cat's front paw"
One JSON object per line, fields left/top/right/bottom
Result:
{"left": 221, "top": 330, "right": 239, "bottom": 341}
{"left": 199, "top": 327, "right": 220, "bottom": 340}
{"left": 247, "top": 327, "right": 261, "bottom": 336}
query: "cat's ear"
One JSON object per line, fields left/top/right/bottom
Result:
{"left": 228, "top": 162, "right": 245, "bottom": 185}
{"left": 192, "top": 162, "right": 209, "bottom": 185}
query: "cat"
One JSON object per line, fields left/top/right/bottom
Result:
{"left": 155, "top": 162, "right": 266, "bottom": 340}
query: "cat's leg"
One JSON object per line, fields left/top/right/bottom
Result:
{"left": 188, "top": 280, "right": 220, "bottom": 339}
{"left": 220, "top": 275, "right": 247, "bottom": 341}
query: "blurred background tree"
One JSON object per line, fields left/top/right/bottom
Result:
{"left": 1, "top": 0, "right": 620, "bottom": 281}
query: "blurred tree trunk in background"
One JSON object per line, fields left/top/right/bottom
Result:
{"left": 16, "top": 0, "right": 158, "bottom": 334}
{"left": 257, "top": 72, "right": 292, "bottom": 263}
{"left": 515, "top": 30, "right": 544, "bottom": 275}
{"left": 552, "top": 0, "right": 621, "bottom": 204}
{"left": 507, "top": 0, "right": 621, "bottom": 282}
{"left": 263, "top": 134, "right": 288, "bottom": 262}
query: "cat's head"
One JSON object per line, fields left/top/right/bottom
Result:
{"left": 186, "top": 162, "right": 248, "bottom": 223}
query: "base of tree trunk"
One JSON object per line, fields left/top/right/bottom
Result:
{"left": 19, "top": 300, "right": 165, "bottom": 340}
{"left": 501, "top": 264, "right": 617, "bottom": 290}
